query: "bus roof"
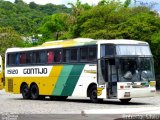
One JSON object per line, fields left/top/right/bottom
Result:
{"left": 6, "top": 38, "right": 148, "bottom": 53}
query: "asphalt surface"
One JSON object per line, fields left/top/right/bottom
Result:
{"left": 0, "top": 90, "right": 160, "bottom": 120}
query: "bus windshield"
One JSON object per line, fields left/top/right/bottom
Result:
{"left": 118, "top": 57, "right": 155, "bottom": 82}
{"left": 116, "top": 45, "right": 151, "bottom": 56}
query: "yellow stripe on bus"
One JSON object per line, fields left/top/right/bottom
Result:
{"left": 5, "top": 65, "right": 64, "bottom": 95}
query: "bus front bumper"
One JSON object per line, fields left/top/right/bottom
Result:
{"left": 117, "top": 87, "right": 156, "bottom": 99}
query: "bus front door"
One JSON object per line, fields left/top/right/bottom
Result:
{"left": 98, "top": 58, "right": 118, "bottom": 99}
{"left": 108, "top": 59, "right": 117, "bottom": 99}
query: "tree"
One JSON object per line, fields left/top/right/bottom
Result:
{"left": 0, "top": 0, "right": 71, "bottom": 35}
{"left": 38, "top": 13, "right": 75, "bottom": 41}
{"left": 68, "top": 0, "right": 92, "bottom": 17}
{"left": 72, "top": 0, "right": 124, "bottom": 38}
{"left": 29, "top": 2, "right": 38, "bottom": 9}
{"left": 0, "top": 27, "right": 24, "bottom": 59}
{"left": 124, "top": 0, "right": 131, "bottom": 7}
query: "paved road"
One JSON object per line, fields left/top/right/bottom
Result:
{"left": 0, "top": 90, "right": 160, "bottom": 119}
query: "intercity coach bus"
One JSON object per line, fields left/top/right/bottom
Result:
{"left": 0, "top": 55, "right": 3, "bottom": 90}
{"left": 5, "top": 38, "right": 156, "bottom": 103}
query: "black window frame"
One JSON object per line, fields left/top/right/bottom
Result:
{"left": 6, "top": 45, "right": 98, "bottom": 67}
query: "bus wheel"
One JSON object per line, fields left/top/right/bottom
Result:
{"left": 120, "top": 98, "right": 131, "bottom": 103}
{"left": 89, "top": 85, "right": 99, "bottom": 103}
{"left": 30, "top": 84, "right": 39, "bottom": 100}
{"left": 21, "top": 84, "right": 30, "bottom": 99}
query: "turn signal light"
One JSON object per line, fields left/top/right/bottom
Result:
{"left": 150, "top": 81, "right": 156, "bottom": 86}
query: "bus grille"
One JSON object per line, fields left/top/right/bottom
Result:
{"left": 8, "top": 79, "right": 13, "bottom": 92}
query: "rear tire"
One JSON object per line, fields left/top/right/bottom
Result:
{"left": 120, "top": 98, "right": 131, "bottom": 103}
{"left": 21, "top": 84, "right": 30, "bottom": 99}
{"left": 30, "top": 84, "right": 39, "bottom": 100}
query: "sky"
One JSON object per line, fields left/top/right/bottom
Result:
{"left": 3, "top": 0, "right": 160, "bottom": 11}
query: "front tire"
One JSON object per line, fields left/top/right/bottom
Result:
{"left": 21, "top": 84, "right": 30, "bottom": 99}
{"left": 89, "top": 85, "right": 99, "bottom": 103}
{"left": 30, "top": 84, "right": 39, "bottom": 100}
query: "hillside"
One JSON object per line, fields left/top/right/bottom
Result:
{"left": 0, "top": 0, "right": 71, "bottom": 35}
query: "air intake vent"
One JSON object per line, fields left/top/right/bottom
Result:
{"left": 8, "top": 79, "right": 13, "bottom": 92}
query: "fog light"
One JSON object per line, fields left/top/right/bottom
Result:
{"left": 120, "top": 86, "right": 124, "bottom": 89}
{"left": 124, "top": 92, "right": 130, "bottom": 97}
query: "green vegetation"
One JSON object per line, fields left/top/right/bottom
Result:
{"left": 0, "top": 0, "right": 160, "bottom": 81}
{"left": 0, "top": 0, "right": 71, "bottom": 35}
{"left": 0, "top": 27, "right": 24, "bottom": 59}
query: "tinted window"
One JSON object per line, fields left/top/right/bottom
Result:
{"left": 80, "top": 46, "right": 97, "bottom": 62}
{"left": 101, "top": 44, "right": 115, "bottom": 57}
{"left": 26, "top": 52, "right": 32, "bottom": 64}
{"left": 88, "top": 47, "right": 97, "bottom": 61}
{"left": 19, "top": 53, "right": 26, "bottom": 64}
{"left": 47, "top": 50, "right": 54, "bottom": 64}
{"left": 63, "top": 49, "right": 70, "bottom": 62}
{"left": 39, "top": 51, "right": 47, "bottom": 64}
{"left": 32, "top": 52, "right": 40, "bottom": 64}
{"left": 70, "top": 49, "right": 78, "bottom": 62}
{"left": 8, "top": 53, "right": 16, "bottom": 65}
{"left": 54, "top": 50, "right": 62, "bottom": 62}
{"left": 80, "top": 47, "right": 88, "bottom": 62}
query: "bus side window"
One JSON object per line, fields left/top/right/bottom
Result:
{"left": 15, "top": 53, "right": 19, "bottom": 65}
{"left": 39, "top": 51, "right": 47, "bottom": 64}
{"left": 47, "top": 50, "right": 54, "bottom": 64}
{"left": 80, "top": 47, "right": 88, "bottom": 62}
{"left": 26, "top": 52, "right": 32, "bottom": 64}
{"left": 88, "top": 46, "right": 97, "bottom": 61}
{"left": 55, "top": 50, "right": 62, "bottom": 63}
{"left": 20, "top": 53, "right": 26, "bottom": 64}
{"left": 8, "top": 54, "right": 16, "bottom": 66}
{"left": 70, "top": 48, "right": 78, "bottom": 62}
{"left": 63, "top": 49, "right": 70, "bottom": 62}
{"left": 32, "top": 52, "right": 40, "bottom": 64}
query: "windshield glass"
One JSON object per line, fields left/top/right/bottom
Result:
{"left": 116, "top": 45, "right": 151, "bottom": 56}
{"left": 118, "top": 57, "right": 155, "bottom": 82}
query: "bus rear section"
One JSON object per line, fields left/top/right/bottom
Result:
{"left": 4, "top": 40, "right": 98, "bottom": 101}
{"left": 0, "top": 55, "right": 3, "bottom": 90}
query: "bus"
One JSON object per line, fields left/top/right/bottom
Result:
{"left": 5, "top": 38, "right": 156, "bottom": 103}
{"left": 0, "top": 55, "right": 3, "bottom": 90}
